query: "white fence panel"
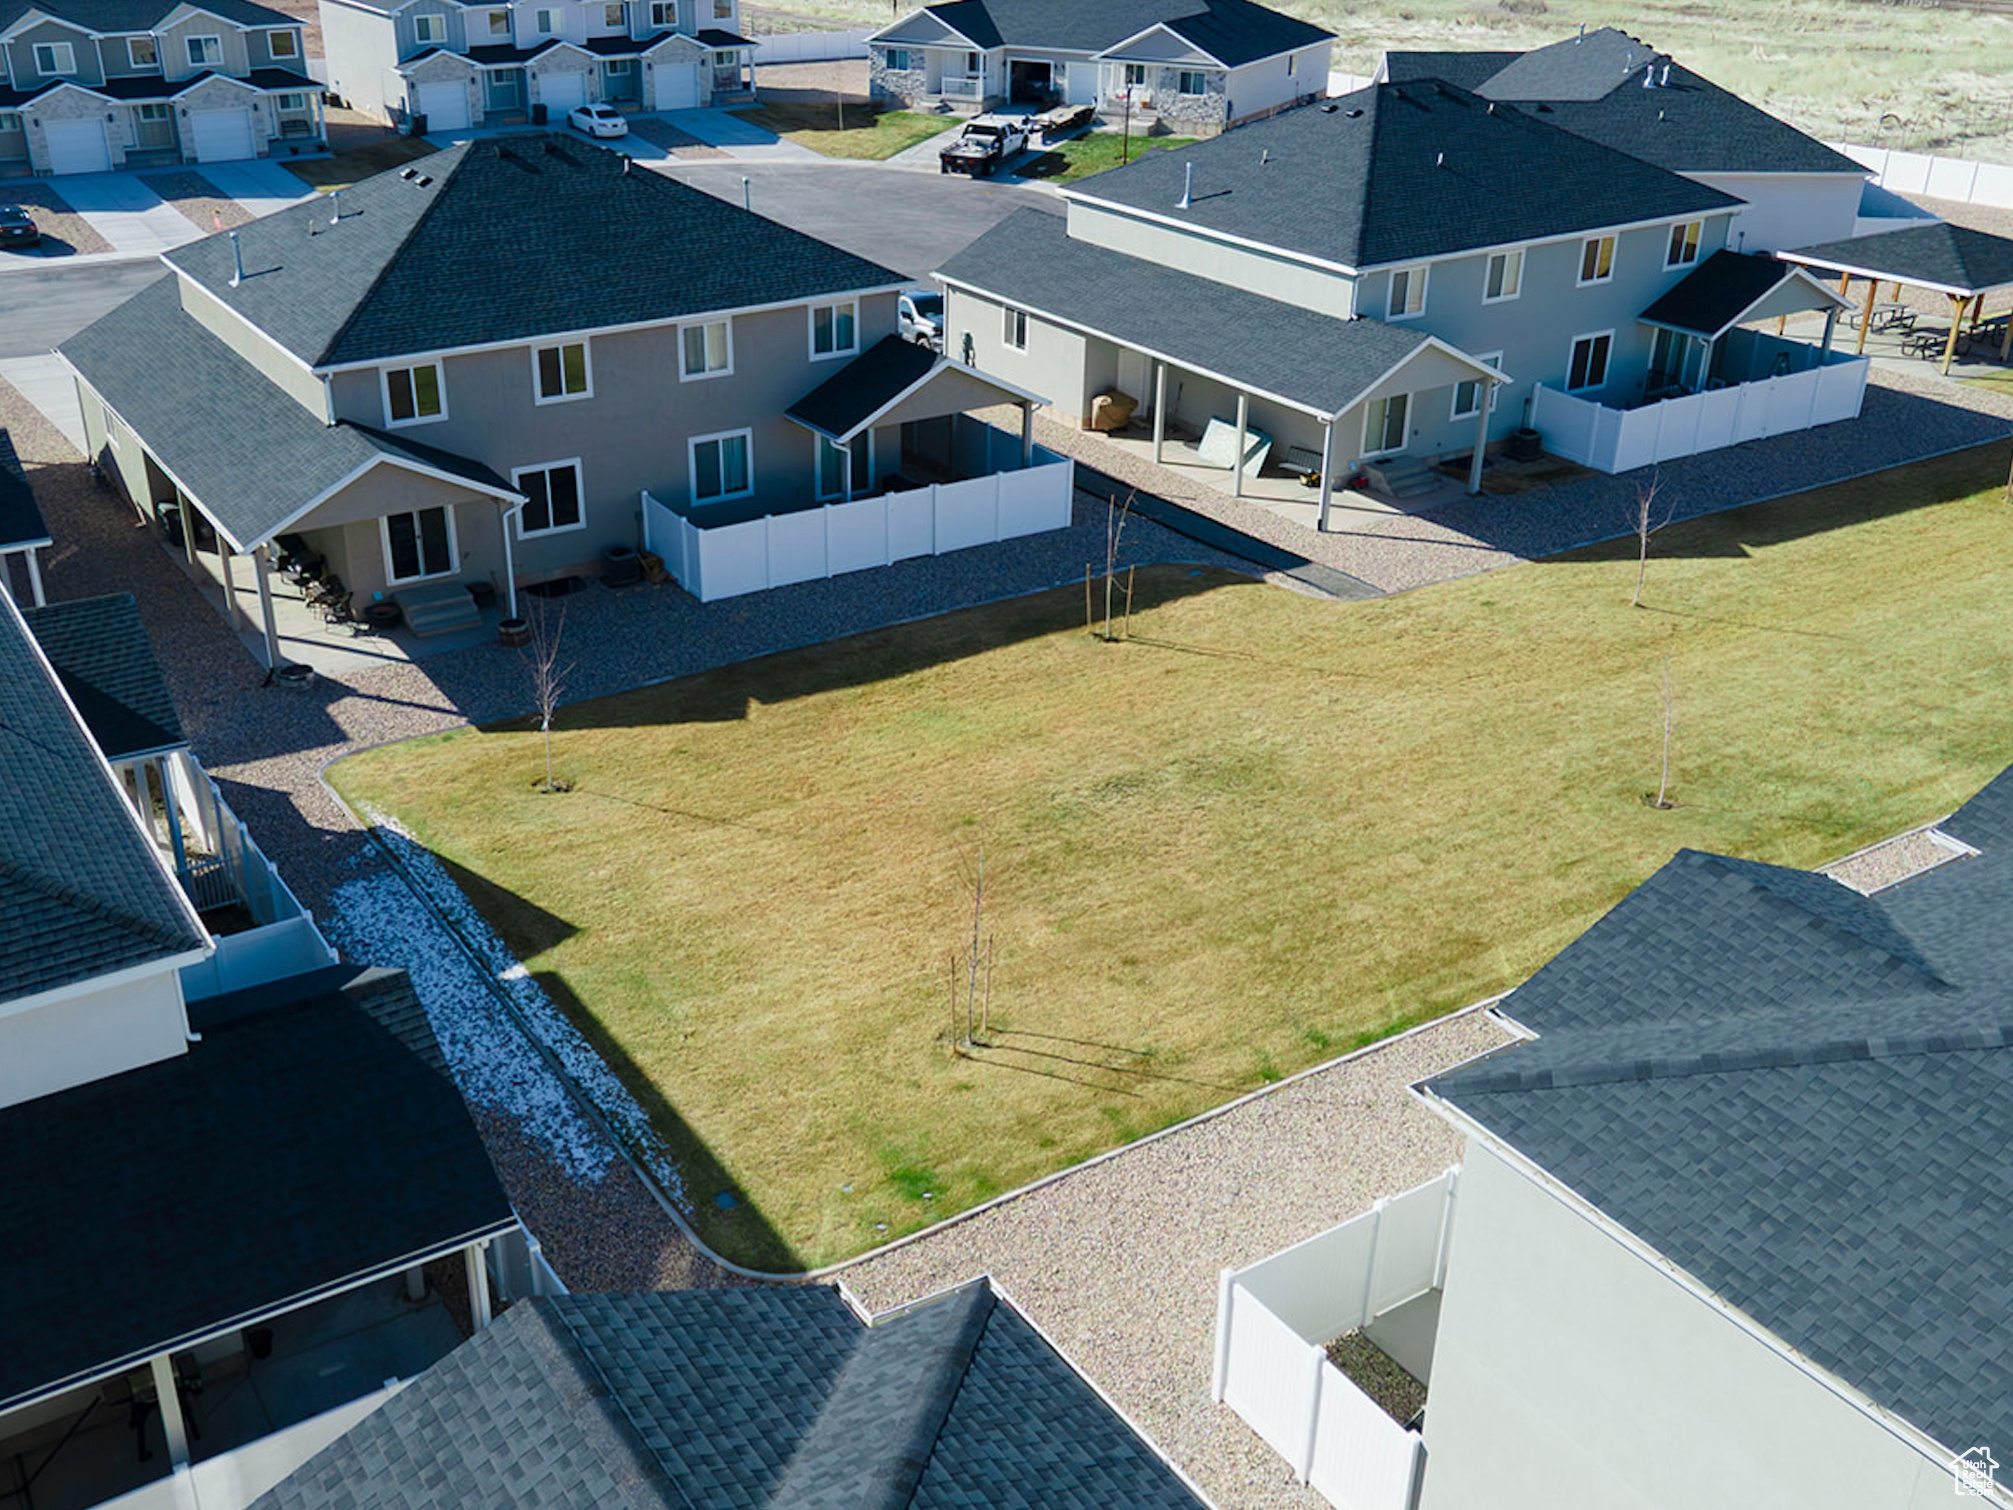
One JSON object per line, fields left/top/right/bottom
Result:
{"left": 827, "top": 496, "right": 889, "bottom": 577}
{"left": 1882, "top": 149, "right": 1934, "bottom": 195}
{"left": 1222, "top": 1294, "right": 1323, "bottom": 1464}
{"left": 1241, "top": 1212, "right": 1380, "bottom": 1341}
{"left": 1835, "top": 141, "right": 2013, "bottom": 209}
{"left": 1308, "top": 1364, "right": 1428, "bottom": 1510}
{"left": 181, "top": 916, "right": 336, "bottom": 1000}
{"left": 1974, "top": 162, "right": 2013, "bottom": 209}
{"left": 1367, "top": 1177, "right": 1459, "bottom": 1317}
{"left": 1814, "top": 358, "right": 1868, "bottom": 424}
{"left": 998, "top": 455, "right": 1073, "bottom": 537}
{"left": 1926, "top": 155, "right": 1979, "bottom": 201}
{"left": 1604, "top": 407, "right": 1652, "bottom": 474}
{"left": 752, "top": 28, "right": 870, "bottom": 64}
{"left": 887, "top": 486, "right": 936, "bottom": 561}
{"left": 766, "top": 509, "right": 827, "bottom": 587}
{"left": 700, "top": 519, "right": 770, "bottom": 602}
{"left": 934, "top": 474, "right": 999, "bottom": 553}
{"left": 1651, "top": 391, "right": 1703, "bottom": 465}
{"left": 1530, "top": 386, "right": 1597, "bottom": 467}
{"left": 1695, "top": 386, "right": 1740, "bottom": 452}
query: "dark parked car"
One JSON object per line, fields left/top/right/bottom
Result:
{"left": 0, "top": 204, "right": 40, "bottom": 250}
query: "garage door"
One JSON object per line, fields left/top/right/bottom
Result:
{"left": 658, "top": 61, "right": 699, "bottom": 110}
{"left": 539, "top": 71, "right": 586, "bottom": 113}
{"left": 44, "top": 119, "right": 111, "bottom": 175}
{"left": 416, "top": 80, "right": 470, "bottom": 133}
{"left": 189, "top": 109, "right": 256, "bottom": 163}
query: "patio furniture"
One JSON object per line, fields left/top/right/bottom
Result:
{"left": 361, "top": 600, "right": 402, "bottom": 632}
{"left": 304, "top": 573, "right": 345, "bottom": 609}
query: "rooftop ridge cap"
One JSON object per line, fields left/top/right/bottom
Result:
{"left": 537, "top": 1297, "right": 697, "bottom": 1510}
{"left": 1683, "top": 849, "right": 1949, "bottom": 985}
{"left": 0, "top": 849, "right": 196, "bottom": 965}
{"left": 310, "top": 138, "right": 473, "bottom": 367}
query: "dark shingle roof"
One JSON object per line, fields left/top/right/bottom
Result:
{"left": 0, "top": 594, "right": 205, "bottom": 1008}
{"left": 1639, "top": 248, "right": 1829, "bottom": 339}
{"left": 884, "top": 0, "right": 1327, "bottom": 65}
{"left": 939, "top": 207, "right": 1445, "bottom": 417}
{"left": 1782, "top": 222, "right": 2013, "bottom": 298}
{"left": 0, "top": 0, "right": 298, "bottom": 32}
{"left": 1066, "top": 81, "right": 1741, "bottom": 270}
{"left": 0, "top": 964, "right": 515, "bottom": 1411}
{"left": 1425, "top": 770, "right": 2013, "bottom": 1458}
{"left": 0, "top": 428, "right": 49, "bottom": 551}
{"left": 251, "top": 1284, "right": 1206, "bottom": 1509}
{"left": 1381, "top": 49, "right": 1520, "bottom": 93}
{"left": 62, "top": 277, "right": 515, "bottom": 551}
{"left": 22, "top": 593, "right": 185, "bottom": 761}
{"left": 786, "top": 335, "right": 938, "bottom": 439}
{"left": 161, "top": 134, "right": 903, "bottom": 368}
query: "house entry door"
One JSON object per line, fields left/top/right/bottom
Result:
{"left": 384, "top": 506, "right": 456, "bottom": 583}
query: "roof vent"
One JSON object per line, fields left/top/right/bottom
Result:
{"left": 1436, "top": 150, "right": 1445, "bottom": 167}
{"left": 1661, "top": 63, "right": 1671, "bottom": 86}
{"left": 1577, "top": 21, "right": 1585, "bottom": 41}
{"left": 329, "top": 188, "right": 343, "bottom": 224}
{"left": 1260, "top": 148, "right": 1270, "bottom": 166}
{"left": 1176, "top": 160, "right": 1193, "bottom": 210}
{"left": 414, "top": 174, "right": 433, "bottom": 187}
{"left": 1345, "top": 107, "right": 1363, "bottom": 118}
{"left": 228, "top": 228, "right": 243, "bottom": 288}
{"left": 1642, "top": 64, "right": 1654, "bottom": 88}
{"left": 1320, "top": 102, "right": 1338, "bottom": 113}
{"left": 400, "top": 167, "right": 419, "bottom": 180}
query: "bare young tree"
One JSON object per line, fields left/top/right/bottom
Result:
{"left": 945, "top": 843, "right": 995, "bottom": 1054}
{"left": 523, "top": 597, "right": 571, "bottom": 793}
{"left": 1103, "top": 490, "right": 1136, "bottom": 642}
{"left": 1648, "top": 636, "right": 1677, "bottom": 810}
{"left": 1631, "top": 470, "right": 1673, "bottom": 608}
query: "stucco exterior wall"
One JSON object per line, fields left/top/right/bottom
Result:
{"left": 1065, "top": 202, "right": 1360, "bottom": 320}
{"left": 0, "top": 965, "right": 191, "bottom": 1111}
{"left": 159, "top": 13, "right": 251, "bottom": 82}
{"left": 1223, "top": 44, "right": 1329, "bottom": 126}
{"left": 6, "top": 20, "right": 104, "bottom": 89}
{"left": 177, "top": 276, "right": 330, "bottom": 419}
{"left": 319, "top": 0, "right": 400, "bottom": 120}
{"left": 1689, "top": 171, "right": 1863, "bottom": 254}
{"left": 945, "top": 286, "right": 1091, "bottom": 422}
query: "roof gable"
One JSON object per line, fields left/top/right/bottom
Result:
{"left": 1782, "top": 221, "right": 2013, "bottom": 300}
{"left": 0, "top": 0, "right": 296, "bottom": 33}
{"left": 873, "top": 0, "right": 1327, "bottom": 63}
{"left": 22, "top": 594, "right": 186, "bottom": 762}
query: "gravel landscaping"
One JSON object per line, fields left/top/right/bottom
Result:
{"left": 0, "top": 181, "right": 112, "bottom": 257}
{"left": 1326, "top": 1331, "right": 1427, "bottom": 1426}
{"left": 140, "top": 170, "right": 254, "bottom": 233}
{"left": 1822, "top": 825, "right": 1970, "bottom": 895}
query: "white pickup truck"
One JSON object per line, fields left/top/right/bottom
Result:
{"left": 938, "top": 115, "right": 1030, "bottom": 178}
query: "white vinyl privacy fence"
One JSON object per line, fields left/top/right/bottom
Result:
{"left": 643, "top": 449, "right": 1074, "bottom": 603}
{"left": 1531, "top": 354, "right": 1869, "bottom": 475}
{"left": 1214, "top": 1168, "right": 1460, "bottom": 1510}
{"left": 1834, "top": 142, "right": 2013, "bottom": 210}
{"left": 750, "top": 29, "right": 871, "bottom": 64}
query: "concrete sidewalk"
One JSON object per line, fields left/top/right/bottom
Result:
{"left": 0, "top": 354, "right": 85, "bottom": 453}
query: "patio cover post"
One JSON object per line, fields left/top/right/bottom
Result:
{"left": 2001, "top": 314, "right": 2013, "bottom": 364}
{"left": 218, "top": 541, "right": 243, "bottom": 630}
{"left": 253, "top": 545, "right": 280, "bottom": 670}
{"left": 180, "top": 495, "right": 196, "bottom": 567}
{"left": 148, "top": 1353, "right": 192, "bottom": 1469}
{"left": 1943, "top": 294, "right": 1966, "bottom": 375}
{"left": 24, "top": 547, "right": 43, "bottom": 608}
{"left": 841, "top": 442, "right": 854, "bottom": 503}
{"left": 1856, "top": 279, "right": 1877, "bottom": 355}
{"left": 1820, "top": 306, "right": 1839, "bottom": 358}
{"left": 500, "top": 502, "right": 519, "bottom": 619}
{"left": 1467, "top": 389, "right": 1490, "bottom": 495}
{"left": 156, "top": 757, "right": 189, "bottom": 876}
{"left": 1233, "top": 392, "right": 1248, "bottom": 499}
{"left": 1019, "top": 401, "right": 1033, "bottom": 467}
{"left": 1316, "top": 417, "right": 1336, "bottom": 533}
{"left": 465, "top": 1241, "right": 494, "bottom": 1330}
{"left": 1152, "top": 361, "right": 1167, "bottom": 465}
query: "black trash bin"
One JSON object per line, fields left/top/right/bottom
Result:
{"left": 408, "top": 111, "right": 428, "bottom": 137}
{"left": 532, "top": 103, "right": 548, "bottom": 125}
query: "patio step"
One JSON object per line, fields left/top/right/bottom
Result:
{"left": 1364, "top": 457, "right": 1441, "bottom": 501}
{"left": 394, "top": 582, "right": 482, "bottom": 638}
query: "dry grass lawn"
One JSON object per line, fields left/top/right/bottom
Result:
{"left": 730, "top": 103, "right": 955, "bottom": 159}
{"left": 332, "top": 446, "right": 2013, "bottom": 1270}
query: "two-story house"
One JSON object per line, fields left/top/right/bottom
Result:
{"left": 867, "top": 0, "right": 1332, "bottom": 137}
{"left": 319, "top": 0, "right": 751, "bottom": 130}
{"left": 63, "top": 134, "right": 1062, "bottom": 648}
{"left": 937, "top": 77, "right": 1860, "bottom": 507}
{"left": 0, "top": 0, "right": 319, "bottom": 176}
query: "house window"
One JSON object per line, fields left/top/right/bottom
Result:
{"left": 186, "top": 34, "right": 223, "bottom": 65}
{"left": 712, "top": 0, "right": 731, "bottom": 17}
{"left": 1452, "top": 352, "right": 1501, "bottom": 420}
{"left": 680, "top": 318, "right": 731, "bottom": 378}
{"left": 32, "top": 42, "right": 76, "bottom": 74}
{"left": 1124, "top": 63, "right": 1147, "bottom": 89}
{"left": 138, "top": 101, "right": 172, "bottom": 119}
{"left": 1177, "top": 69, "right": 1208, "bottom": 95}
{"left": 604, "top": 2, "right": 624, "bottom": 23}
{"left": 383, "top": 506, "right": 456, "bottom": 582}
{"left": 276, "top": 91, "right": 310, "bottom": 110}
{"left": 1666, "top": 219, "right": 1702, "bottom": 269}
{"left": 484, "top": 9, "right": 510, "bottom": 34}
{"left": 1483, "top": 249, "right": 1521, "bottom": 303}
{"left": 515, "top": 460, "right": 584, "bottom": 535}
{"left": 533, "top": 340, "right": 590, "bottom": 401}
{"left": 413, "top": 13, "right": 446, "bottom": 42}
{"left": 884, "top": 47, "right": 910, "bottom": 71}
{"left": 816, "top": 434, "right": 870, "bottom": 501}
{"left": 1387, "top": 265, "right": 1427, "bottom": 320}
{"left": 810, "top": 300, "right": 857, "bottom": 359}
{"left": 383, "top": 362, "right": 445, "bottom": 425}
{"left": 268, "top": 29, "right": 298, "bottom": 57}
{"left": 962, "top": 51, "right": 978, "bottom": 73}
{"left": 127, "top": 36, "right": 159, "bottom": 68}
{"left": 691, "top": 428, "right": 752, "bottom": 504}
{"left": 1362, "top": 393, "right": 1408, "bottom": 455}
{"left": 1002, "top": 305, "right": 1028, "bottom": 350}
{"left": 535, "top": 9, "right": 558, "bottom": 33}
{"left": 1567, "top": 331, "right": 1613, "bottom": 392}
{"left": 1578, "top": 234, "right": 1617, "bottom": 285}
{"left": 649, "top": 0, "right": 675, "bottom": 23}
{"left": 606, "top": 57, "right": 631, "bottom": 74}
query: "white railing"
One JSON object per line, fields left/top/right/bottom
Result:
{"left": 181, "top": 915, "right": 336, "bottom": 1000}
{"left": 1529, "top": 355, "right": 1870, "bottom": 475}
{"left": 490, "top": 1222, "right": 570, "bottom": 1302}
{"left": 1213, "top": 1168, "right": 1459, "bottom": 1510}
{"left": 1833, "top": 141, "right": 2013, "bottom": 210}
{"left": 938, "top": 75, "right": 983, "bottom": 100}
{"left": 643, "top": 449, "right": 1073, "bottom": 603}
{"left": 752, "top": 28, "right": 870, "bottom": 64}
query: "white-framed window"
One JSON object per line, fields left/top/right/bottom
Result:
{"left": 186, "top": 34, "right": 222, "bottom": 65}
{"left": 535, "top": 8, "right": 558, "bottom": 33}
{"left": 605, "top": 57, "right": 631, "bottom": 74}
{"left": 961, "top": 50, "right": 978, "bottom": 73}
{"left": 1002, "top": 305, "right": 1028, "bottom": 350}
{"left": 1578, "top": 234, "right": 1617, "bottom": 285}
{"left": 603, "top": 2, "right": 624, "bottom": 23}
{"left": 382, "top": 505, "right": 456, "bottom": 582}
{"left": 275, "top": 90, "right": 310, "bottom": 110}
{"left": 809, "top": 300, "right": 857, "bottom": 360}
{"left": 815, "top": 433, "right": 871, "bottom": 501}
{"left": 532, "top": 339, "right": 591, "bottom": 402}
{"left": 1123, "top": 62, "right": 1147, "bottom": 89}
{"left": 680, "top": 318, "right": 732, "bottom": 379}
{"left": 483, "top": 8, "right": 509, "bottom": 34}
{"left": 0, "top": 113, "right": 22, "bottom": 134}
{"left": 1452, "top": 351, "right": 1501, "bottom": 420}
{"left": 137, "top": 101, "right": 172, "bottom": 120}
{"left": 1483, "top": 249, "right": 1521, "bottom": 303}
{"left": 1362, "top": 393, "right": 1408, "bottom": 456}
{"left": 648, "top": 0, "right": 675, "bottom": 22}
{"left": 126, "top": 35, "right": 159, "bottom": 68}
{"left": 712, "top": 0, "right": 731, "bottom": 17}
{"left": 514, "top": 459, "right": 585, "bottom": 536}
{"left": 1387, "top": 265, "right": 1427, "bottom": 320}
{"left": 382, "top": 361, "right": 445, "bottom": 425}
{"left": 690, "top": 428, "right": 752, "bottom": 505}
{"left": 1666, "top": 219, "right": 1702, "bottom": 269}
{"left": 1567, "top": 330, "right": 1613, "bottom": 392}
{"left": 1177, "top": 69, "right": 1208, "bottom": 95}
{"left": 268, "top": 29, "right": 298, "bottom": 57}
{"left": 884, "top": 47, "right": 910, "bottom": 71}
{"left": 412, "top": 13, "right": 446, "bottom": 42}
{"left": 33, "top": 41, "right": 76, "bottom": 74}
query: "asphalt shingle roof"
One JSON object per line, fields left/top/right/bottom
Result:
{"left": 0, "top": 963, "right": 514, "bottom": 1411}
{"left": 23, "top": 593, "right": 185, "bottom": 761}
{"left": 0, "top": 427, "right": 48, "bottom": 551}
{"left": 786, "top": 335, "right": 939, "bottom": 440}
{"left": 1638, "top": 248, "right": 1807, "bottom": 338}
{"left": 0, "top": 0, "right": 295, "bottom": 29}
{"left": 62, "top": 277, "right": 514, "bottom": 551}
{"left": 0, "top": 593, "right": 204, "bottom": 1008}
{"left": 251, "top": 1284, "right": 1206, "bottom": 1509}
{"left": 884, "top": 0, "right": 1328, "bottom": 65}
{"left": 938, "top": 207, "right": 1443, "bottom": 417}
{"left": 161, "top": 134, "right": 904, "bottom": 368}
{"left": 1425, "top": 769, "right": 2013, "bottom": 1458}
{"left": 1783, "top": 221, "right": 2013, "bottom": 298}
{"left": 1065, "top": 80, "right": 1741, "bottom": 270}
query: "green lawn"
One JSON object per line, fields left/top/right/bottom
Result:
{"left": 331, "top": 446, "right": 2013, "bottom": 1271}
{"left": 1016, "top": 130, "right": 1196, "bottom": 184}
{"left": 729, "top": 103, "right": 955, "bottom": 160}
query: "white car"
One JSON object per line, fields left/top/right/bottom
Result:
{"left": 568, "top": 103, "right": 629, "bottom": 139}
{"left": 898, "top": 289, "right": 943, "bottom": 348}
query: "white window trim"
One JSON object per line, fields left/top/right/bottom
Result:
{"left": 807, "top": 299, "right": 858, "bottom": 363}
{"left": 267, "top": 29, "right": 298, "bottom": 57}
{"left": 1482, "top": 249, "right": 1522, "bottom": 305}
{"left": 1002, "top": 305, "right": 1028, "bottom": 351}
{"left": 1386, "top": 264, "right": 1428, "bottom": 321}
{"left": 884, "top": 47, "right": 910, "bottom": 71}
{"left": 649, "top": 0, "right": 675, "bottom": 23}
{"left": 1577, "top": 234, "right": 1618, "bottom": 287}
{"left": 412, "top": 12, "right": 447, "bottom": 42}
{"left": 126, "top": 35, "right": 160, "bottom": 69}
{"left": 679, "top": 317, "right": 734, "bottom": 381}
{"left": 34, "top": 41, "right": 77, "bottom": 74}
{"left": 689, "top": 426, "right": 755, "bottom": 506}
{"left": 185, "top": 33, "right": 222, "bottom": 65}
{"left": 815, "top": 431, "right": 872, "bottom": 502}
{"left": 1451, "top": 352, "right": 1502, "bottom": 421}
{"left": 1566, "top": 329, "right": 1615, "bottom": 393}
{"left": 512, "top": 457, "right": 587, "bottom": 537}
{"left": 530, "top": 339, "right": 593, "bottom": 404}
{"left": 1361, "top": 392, "right": 1408, "bottom": 458}
{"left": 483, "top": 8, "right": 510, "bottom": 35}
{"left": 534, "top": 8, "right": 558, "bottom": 34}
{"left": 1176, "top": 68, "right": 1208, "bottom": 96}
{"left": 379, "top": 505, "right": 459, "bottom": 584}
{"left": 380, "top": 361, "right": 447, "bottom": 428}
{"left": 1665, "top": 218, "right": 1703, "bottom": 270}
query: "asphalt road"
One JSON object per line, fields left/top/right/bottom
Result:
{"left": 658, "top": 159, "right": 1058, "bottom": 280}
{"left": 0, "top": 258, "right": 167, "bottom": 357}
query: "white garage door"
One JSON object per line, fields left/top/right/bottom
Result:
{"left": 416, "top": 80, "right": 470, "bottom": 133}
{"left": 539, "top": 71, "right": 586, "bottom": 113}
{"left": 189, "top": 109, "right": 257, "bottom": 163}
{"left": 44, "top": 119, "right": 112, "bottom": 175}
{"left": 658, "top": 61, "right": 699, "bottom": 110}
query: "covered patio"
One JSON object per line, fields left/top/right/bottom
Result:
{"left": 1637, "top": 250, "right": 1854, "bottom": 397}
{"left": 1780, "top": 221, "right": 2013, "bottom": 375}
